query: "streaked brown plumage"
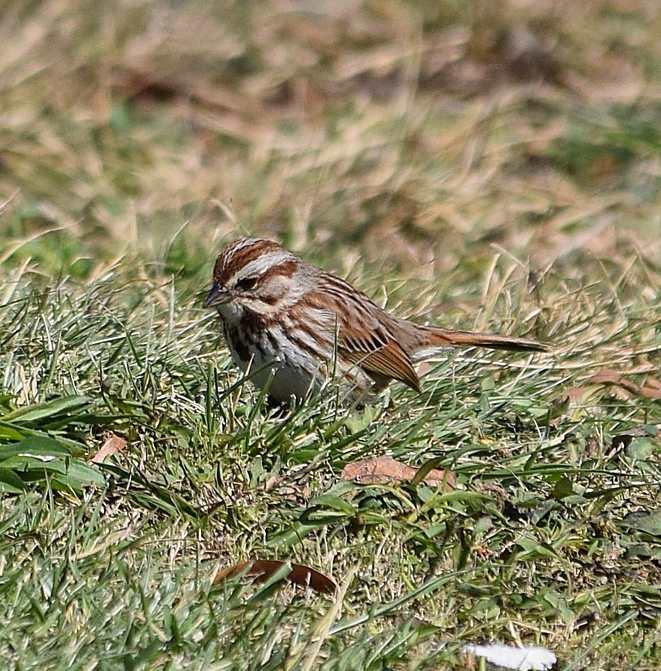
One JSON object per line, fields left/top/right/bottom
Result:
{"left": 204, "top": 238, "right": 547, "bottom": 404}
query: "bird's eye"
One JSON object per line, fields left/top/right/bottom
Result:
{"left": 236, "top": 276, "right": 258, "bottom": 291}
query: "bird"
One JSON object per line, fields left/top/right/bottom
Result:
{"left": 204, "top": 237, "right": 547, "bottom": 405}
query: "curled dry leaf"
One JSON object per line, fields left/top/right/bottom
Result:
{"left": 213, "top": 559, "right": 337, "bottom": 596}
{"left": 90, "top": 433, "right": 127, "bottom": 463}
{"left": 611, "top": 426, "right": 660, "bottom": 450}
{"left": 341, "top": 455, "right": 455, "bottom": 488}
{"left": 588, "top": 370, "right": 661, "bottom": 400}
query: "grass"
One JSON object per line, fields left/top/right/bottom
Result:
{"left": 1, "top": 0, "right": 661, "bottom": 669}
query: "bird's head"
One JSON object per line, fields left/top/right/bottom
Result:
{"left": 204, "top": 238, "right": 302, "bottom": 320}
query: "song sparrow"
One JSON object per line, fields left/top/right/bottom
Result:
{"left": 204, "top": 238, "right": 547, "bottom": 404}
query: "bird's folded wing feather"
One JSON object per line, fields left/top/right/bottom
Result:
{"left": 304, "top": 280, "right": 421, "bottom": 392}
{"left": 339, "top": 322, "right": 421, "bottom": 392}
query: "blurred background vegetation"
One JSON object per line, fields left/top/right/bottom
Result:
{"left": 2, "top": 0, "right": 660, "bottom": 279}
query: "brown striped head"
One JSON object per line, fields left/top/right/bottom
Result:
{"left": 203, "top": 238, "right": 302, "bottom": 316}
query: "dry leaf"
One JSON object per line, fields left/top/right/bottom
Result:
{"left": 90, "top": 433, "right": 127, "bottom": 463}
{"left": 588, "top": 370, "right": 661, "bottom": 400}
{"left": 611, "top": 426, "right": 650, "bottom": 449}
{"left": 213, "top": 559, "right": 337, "bottom": 595}
{"left": 341, "top": 455, "right": 455, "bottom": 488}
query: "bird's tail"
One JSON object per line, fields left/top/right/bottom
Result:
{"left": 423, "top": 326, "right": 548, "bottom": 353}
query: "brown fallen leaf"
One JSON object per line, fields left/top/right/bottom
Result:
{"left": 341, "top": 455, "right": 455, "bottom": 488}
{"left": 213, "top": 559, "right": 337, "bottom": 596}
{"left": 611, "top": 426, "right": 661, "bottom": 449}
{"left": 90, "top": 433, "right": 127, "bottom": 463}
{"left": 588, "top": 370, "right": 661, "bottom": 400}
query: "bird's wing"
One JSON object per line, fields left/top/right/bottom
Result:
{"left": 340, "top": 328, "right": 421, "bottom": 392}
{"left": 335, "top": 298, "right": 420, "bottom": 392}
{"left": 303, "top": 274, "right": 421, "bottom": 392}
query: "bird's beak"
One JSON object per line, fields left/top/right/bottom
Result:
{"left": 203, "top": 282, "right": 231, "bottom": 308}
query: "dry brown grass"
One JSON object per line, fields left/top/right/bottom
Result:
{"left": 2, "top": 0, "right": 660, "bottom": 272}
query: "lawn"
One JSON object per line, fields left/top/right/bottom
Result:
{"left": 1, "top": 1, "right": 660, "bottom": 669}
